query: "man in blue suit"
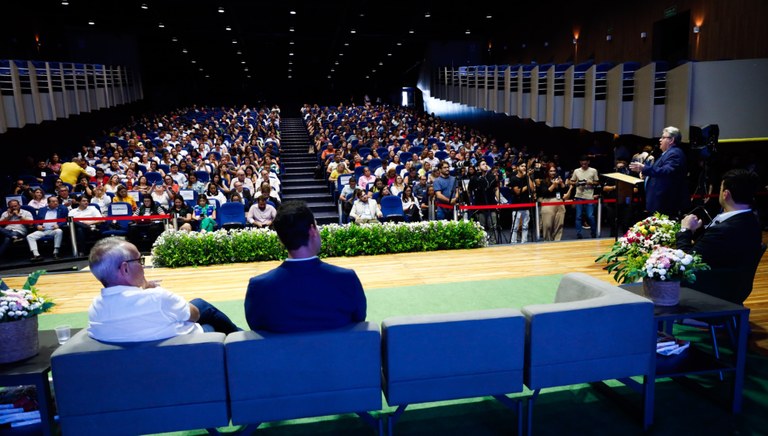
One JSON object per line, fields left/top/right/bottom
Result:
{"left": 244, "top": 200, "right": 367, "bottom": 333}
{"left": 27, "top": 196, "right": 70, "bottom": 261}
{"left": 630, "top": 126, "right": 689, "bottom": 218}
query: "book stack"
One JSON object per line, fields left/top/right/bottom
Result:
{"left": 656, "top": 331, "right": 690, "bottom": 356}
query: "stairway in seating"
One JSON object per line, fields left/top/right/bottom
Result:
{"left": 279, "top": 118, "right": 338, "bottom": 225}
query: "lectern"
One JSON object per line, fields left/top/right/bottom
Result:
{"left": 603, "top": 172, "right": 643, "bottom": 240}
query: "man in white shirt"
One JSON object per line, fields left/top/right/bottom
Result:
{"left": 87, "top": 238, "right": 240, "bottom": 342}
{"left": 168, "top": 163, "right": 188, "bottom": 187}
{"left": 350, "top": 190, "right": 382, "bottom": 224}
{"left": 246, "top": 195, "right": 277, "bottom": 228}
{"left": 69, "top": 196, "right": 102, "bottom": 256}
{"left": 0, "top": 199, "right": 33, "bottom": 257}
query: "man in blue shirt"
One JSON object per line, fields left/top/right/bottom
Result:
{"left": 432, "top": 161, "right": 457, "bottom": 220}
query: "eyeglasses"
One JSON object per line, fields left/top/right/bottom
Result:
{"left": 125, "top": 256, "right": 145, "bottom": 266}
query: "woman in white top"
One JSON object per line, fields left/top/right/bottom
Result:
{"left": 400, "top": 184, "right": 421, "bottom": 222}
{"left": 105, "top": 174, "right": 122, "bottom": 194}
{"left": 150, "top": 184, "right": 174, "bottom": 211}
{"left": 390, "top": 175, "right": 406, "bottom": 197}
{"left": 27, "top": 188, "right": 48, "bottom": 210}
{"left": 90, "top": 185, "right": 112, "bottom": 215}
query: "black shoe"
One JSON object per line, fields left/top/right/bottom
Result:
{"left": 31, "top": 255, "right": 43, "bottom": 262}
{"left": 576, "top": 234, "right": 584, "bottom": 239}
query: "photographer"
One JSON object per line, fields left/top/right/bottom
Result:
{"left": 509, "top": 162, "right": 536, "bottom": 243}
{"left": 469, "top": 161, "right": 500, "bottom": 240}
{"left": 568, "top": 155, "right": 600, "bottom": 239}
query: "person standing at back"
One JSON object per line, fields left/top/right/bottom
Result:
{"left": 630, "top": 126, "right": 689, "bottom": 218}
{"left": 244, "top": 200, "right": 367, "bottom": 333}
{"left": 569, "top": 155, "right": 599, "bottom": 239}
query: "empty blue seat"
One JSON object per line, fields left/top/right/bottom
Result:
{"left": 380, "top": 196, "right": 405, "bottom": 223}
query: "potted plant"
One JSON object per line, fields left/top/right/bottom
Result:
{"left": 0, "top": 270, "right": 55, "bottom": 364}
{"left": 640, "top": 246, "right": 709, "bottom": 306}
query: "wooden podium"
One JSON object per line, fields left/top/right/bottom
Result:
{"left": 603, "top": 172, "right": 643, "bottom": 239}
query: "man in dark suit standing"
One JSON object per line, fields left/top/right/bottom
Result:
{"left": 630, "top": 126, "right": 689, "bottom": 218}
{"left": 676, "top": 169, "right": 763, "bottom": 303}
{"left": 244, "top": 200, "right": 367, "bottom": 333}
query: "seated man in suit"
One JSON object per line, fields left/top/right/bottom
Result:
{"left": 244, "top": 200, "right": 367, "bottom": 333}
{"left": 87, "top": 237, "right": 240, "bottom": 342}
{"left": 676, "top": 169, "right": 763, "bottom": 304}
{"left": 27, "top": 196, "right": 69, "bottom": 261}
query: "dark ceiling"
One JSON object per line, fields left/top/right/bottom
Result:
{"left": 2, "top": 1, "right": 598, "bottom": 107}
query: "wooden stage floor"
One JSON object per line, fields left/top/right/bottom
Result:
{"left": 7, "top": 234, "right": 768, "bottom": 352}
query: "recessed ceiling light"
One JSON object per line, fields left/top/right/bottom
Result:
{"left": 288, "top": 61, "right": 293, "bottom": 65}
{"left": 330, "top": 69, "right": 335, "bottom": 72}
{"left": 182, "top": 49, "right": 188, "bottom": 54}
{"left": 158, "top": 23, "right": 165, "bottom": 28}
{"left": 231, "top": 39, "right": 237, "bottom": 44}
{"left": 289, "top": 52, "right": 294, "bottom": 56}
{"left": 425, "top": 12, "right": 431, "bottom": 18}
{"left": 199, "top": 68, "right": 204, "bottom": 71}
{"left": 225, "top": 26, "right": 231, "bottom": 31}
{"left": 88, "top": 21, "right": 95, "bottom": 25}
{"left": 387, "top": 53, "right": 392, "bottom": 56}
{"left": 334, "top": 61, "right": 339, "bottom": 65}
{"left": 140, "top": 3, "right": 148, "bottom": 10}
{"left": 344, "top": 42, "right": 349, "bottom": 47}
{"left": 289, "top": 27, "right": 295, "bottom": 32}
{"left": 486, "top": 15, "right": 493, "bottom": 19}
{"left": 205, "top": 74, "right": 210, "bottom": 78}
{"left": 288, "top": 68, "right": 292, "bottom": 72}
{"left": 371, "top": 69, "right": 377, "bottom": 73}
{"left": 409, "top": 29, "right": 415, "bottom": 34}
{"left": 289, "top": 10, "right": 296, "bottom": 15}
{"left": 218, "top": 6, "right": 224, "bottom": 13}
{"left": 396, "top": 42, "right": 402, "bottom": 46}
{"left": 366, "top": 75, "right": 371, "bottom": 79}
{"left": 289, "top": 41, "right": 295, "bottom": 45}
{"left": 338, "top": 53, "right": 344, "bottom": 56}
{"left": 465, "top": 29, "right": 471, "bottom": 35}
{"left": 191, "top": 60, "right": 196, "bottom": 63}
{"left": 244, "top": 68, "right": 249, "bottom": 71}
{"left": 247, "top": 75, "right": 252, "bottom": 78}
{"left": 288, "top": 75, "right": 292, "bottom": 79}
{"left": 236, "top": 51, "right": 242, "bottom": 55}
{"left": 350, "top": 29, "right": 356, "bottom": 34}
{"left": 327, "top": 75, "right": 332, "bottom": 79}
{"left": 171, "top": 37, "right": 178, "bottom": 42}
{"left": 61, "top": 0, "right": 69, "bottom": 5}
{"left": 241, "top": 61, "right": 246, "bottom": 64}
{"left": 379, "top": 61, "right": 384, "bottom": 65}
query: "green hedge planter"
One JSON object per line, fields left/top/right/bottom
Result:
{"left": 151, "top": 221, "right": 488, "bottom": 268}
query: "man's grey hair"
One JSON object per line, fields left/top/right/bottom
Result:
{"left": 89, "top": 237, "right": 134, "bottom": 286}
{"left": 663, "top": 126, "right": 682, "bottom": 145}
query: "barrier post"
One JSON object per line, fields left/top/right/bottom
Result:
{"left": 597, "top": 197, "right": 602, "bottom": 237}
{"left": 428, "top": 199, "right": 435, "bottom": 221}
{"left": 535, "top": 201, "right": 541, "bottom": 240}
{"left": 68, "top": 216, "right": 78, "bottom": 257}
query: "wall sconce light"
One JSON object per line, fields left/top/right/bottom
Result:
{"left": 606, "top": 35, "right": 612, "bottom": 42}
{"left": 640, "top": 32, "right": 647, "bottom": 40}
{"left": 572, "top": 38, "right": 578, "bottom": 45}
{"left": 693, "top": 25, "right": 701, "bottom": 34}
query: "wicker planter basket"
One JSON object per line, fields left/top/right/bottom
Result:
{"left": 0, "top": 316, "right": 40, "bottom": 364}
{"left": 643, "top": 278, "right": 681, "bottom": 306}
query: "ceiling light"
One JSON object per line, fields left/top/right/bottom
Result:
{"left": 247, "top": 75, "right": 252, "bottom": 78}
{"left": 289, "top": 41, "right": 295, "bottom": 45}
{"left": 371, "top": 69, "right": 377, "bottom": 73}
{"left": 289, "top": 27, "right": 295, "bottom": 32}
{"left": 338, "top": 53, "right": 344, "bottom": 56}
{"left": 350, "top": 29, "right": 356, "bottom": 34}
{"left": 158, "top": 23, "right": 165, "bottom": 28}
{"left": 88, "top": 20, "right": 95, "bottom": 25}
{"left": 409, "top": 29, "right": 415, "bottom": 34}
{"left": 191, "top": 60, "right": 196, "bottom": 64}
{"left": 465, "top": 29, "right": 471, "bottom": 35}
{"left": 290, "top": 10, "right": 296, "bottom": 15}
{"left": 225, "top": 26, "right": 231, "bottom": 31}
{"left": 387, "top": 53, "right": 392, "bottom": 56}
{"left": 379, "top": 61, "right": 384, "bottom": 66}
{"left": 288, "top": 75, "right": 292, "bottom": 79}
{"left": 330, "top": 69, "right": 335, "bottom": 72}
{"left": 327, "top": 75, "right": 332, "bottom": 79}
{"left": 205, "top": 74, "right": 210, "bottom": 78}
{"left": 396, "top": 42, "right": 402, "bottom": 46}
{"left": 218, "top": 6, "right": 224, "bottom": 13}
{"left": 334, "top": 61, "right": 339, "bottom": 65}
{"left": 344, "top": 42, "right": 349, "bottom": 46}
{"left": 199, "top": 68, "right": 204, "bottom": 71}
{"left": 141, "top": 3, "right": 148, "bottom": 10}
{"left": 61, "top": 0, "right": 69, "bottom": 5}
{"left": 182, "top": 49, "right": 188, "bottom": 54}
{"left": 236, "top": 51, "right": 242, "bottom": 55}
{"left": 289, "top": 52, "right": 294, "bottom": 56}
{"left": 366, "top": 75, "right": 371, "bottom": 79}
{"left": 231, "top": 39, "right": 237, "bottom": 44}
{"left": 288, "top": 68, "right": 292, "bottom": 72}
{"left": 241, "top": 61, "right": 246, "bottom": 64}
{"left": 425, "top": 12, "right": 431, "bottom": 18}
{"left": 244, "top": 67, "right": 249, "bottom": 71}
{"left": 171, "top": 37, "right": 178, "bottom": 42}
{"left": 486, "top": 15, "right": 493, "bottom": 19}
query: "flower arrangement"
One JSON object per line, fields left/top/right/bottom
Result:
{"left": 643, "top": 246, "right": 708, "bottom": 282}
{"left": 595, "top": 213, "right": 708, "bottom": 283}
{"left": 0, "top": 270, "right": 55, "bottom": 323}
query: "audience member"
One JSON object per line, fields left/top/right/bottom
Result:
{"left": 69, "top": 195, "right": 102, "bottom": 256}
{"left": 87, "top": 238, "right": 240, "bottom": 342}
{"left": 537, "top": 163, "right": 571, "bottom": 241}
{"left": 246, "top": 195, "right": 277, "bottom": 228}
{"left": 0, "top": 199, "right": 33, "bottom": 257}
{"left": 168, "top": 195, "right": 193, "bottom": 231}
{"left": 350, "top": 189, "right": 382, "bottom": 224}
{"left": 27, "top": 196, "right": 68, "bottom": 261}
{"left": 569, "top": 155, "right": 599, "bottom": 239}
{"left": 244, "top": 200, "right": 366, "bottom": 333}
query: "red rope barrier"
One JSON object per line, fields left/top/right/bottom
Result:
{"left": 0, "top": 215, "right": 170, "bottom": 226}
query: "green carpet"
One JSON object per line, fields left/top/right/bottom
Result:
{"left": 36, "top": 274, "right": 768, "bottom": 435}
